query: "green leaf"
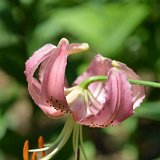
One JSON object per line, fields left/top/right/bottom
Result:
{"left": 135, "top": 101, "right": 160, "bottom": 121}
{"left": 103, "top": 117, "right": 138, "bottom": 138}
{"left": 28, "top": 3, "right": 149, "bottom": 55}
{"left": 0, "top": 20, "right": 18, "bottom": 48}
{"left": 54, "top": 3, "right": 149, "bottom": 55}
{"left": 0, "top": 112, "right": 7, "bottom": 139}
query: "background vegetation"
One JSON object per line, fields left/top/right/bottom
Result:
{"left": 0, "top": 0, "right": 160, "bottom": 159}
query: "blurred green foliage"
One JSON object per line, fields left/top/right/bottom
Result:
{"left": 0, "top": 0, "right": 160, "bottom": 159}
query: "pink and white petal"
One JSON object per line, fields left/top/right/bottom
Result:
{"left": 39, "top": 58, "right": 70, "bottom": 87}
{"left": 28, "top": 78, "right": 41, "bottom": 106}
{"left": 28, "top": 78, "right": 64, "bottom": 118}
{"left": 67, "top": 43, "right": 89, "bottom": 55}
{"left": 39, "top": 59, "right": 49, "bottom": 83}
{"left": 76, "top": 68, "right": 134, "bottom": 128}
{"left": 40, "top": 38, "right": 70, "bottom": 111}
{"left": 88, "top": 81, "right": 106, "bottom": 106}
{"left": 39, "top": 104, "right": 64, "bottom": 118}
{"left": 73, "top": 54, "right": 112, "bottom": 109}
{"left": 114, "top": 61, "right": 145, "bottom": 109}
{"left": 25, "top": 44, "right": 56, "bottom": 108}
{"left": 74, "top": 54, "right": 112, "bottom": 85}
{"left": 25, "top": 44, "right": 56, "bottom": 80}
{"left": 66, "top": 88, "right": 89, "bottom": 121}
{"left": 73, "top": 82, "right": 106, "bottom": 122}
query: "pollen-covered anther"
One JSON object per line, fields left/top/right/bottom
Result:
{"left": 38, "top": 136, "right": 45, "bottom": 157}
{"left": 23, "top": 136, "right": 47, "bottom": 160}
{"left": 32, "top": 152, "right": 38, "bottom": 160}
{"left": 23, "top": 140, "right": 29, "bottom": 160}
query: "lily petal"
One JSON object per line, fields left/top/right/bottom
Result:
{"left": 67, "top": 43, "right": 89, "bottom": 55}
{"left": 25, "top": 44, "right": 56, "bottom": 105}
{"left": 71, "top": 55, "right": 113, "bottom": 121}
{"left": 25, "top": 44, "right": 64, "bottom": 117}
{"left": 74, "top": 54, "right": 145, "bottom": 109}
{"left": 66, "top": 87, "right": 88, "bottom": 121}
{"left": 74, "top": 54, "right": 112, "bottom": 85}
{"left": 40, "top": 38, "right": 70, "bottom": 112}
{"left": 76, "top": 68, "right": 134, "bottom": 128}
{"left": 112, "top": 60, "right": 145, "bottom": 109}
{"left": 25, "top": 44, "right": 56, "bottom": 79}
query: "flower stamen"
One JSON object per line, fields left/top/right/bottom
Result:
{"left": 23, "top": 140, "right": 29, "bottom": 160}
{"left": 38, "top": 136, "right": 45, "bottom": 157}
{"left": 31, "top": 152, "right": 38, "bottom": 160}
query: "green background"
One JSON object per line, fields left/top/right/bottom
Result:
{"left": 0, "top": 0, "right": 160, "bottom": 159}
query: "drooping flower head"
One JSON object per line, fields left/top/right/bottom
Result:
{"left": 71, "top": 55, "right": 145, "bottom": 127}
{"left": 25, "top": 38, "right": 145, "bottom": 127}
{"left": 25, "top": 38, "right": 89, "bottom": 117}
{"left": 24, "top": 38, "right": 145, "bottom": 159}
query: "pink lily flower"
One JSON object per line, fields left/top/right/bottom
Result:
{"left": 25, "top": 38, "right": 89, "bottom": 118}
{"left": 25, "top": 38, "right": 145, "bottom": 127}
{"left": 24, "top": 38, "right": 145, "bottom": 160}
{"left": 72, "top": 55, "right": 145, "bottom": 127}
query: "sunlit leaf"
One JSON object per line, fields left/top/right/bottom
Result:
{"left": 61, "top": 3, "right": 149, "bottom": 56}
{"left": 103, "top": 117, "right": 138, "bottom": 141}
{"left": 0, "top": 20, "right": 18, "bottom": 48}
{"left": 28, "top": 3, "right": 149, "bottom": 55}
{"left": 135, "top": 101, "right": 160, "bottom": 121}
{"left": 0, "top": 112, "right": 7, "bottom": 139}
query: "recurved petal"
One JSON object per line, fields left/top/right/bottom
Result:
{"left": 25, "top": 44, "right": 56, "bottom": 80}
{"left": 66, "top": 87, "right": 89, "bottom": 121}
{"left": 112, "top": 60, "right": 145, "bottom": 109}
{"left": 39, "top": 104, "right": 64, "bottom": 118}
{"left": 39, "top": 42, "right": 88, "bottom": 85}
{"left": 73, "top": 54, "right": 112, "bottom": 108}
{"left": 74, "top": 54, "right": 112, "bottom": 85}
{"left": 29, "top": 79, "right": 64, "bottom": 118}
{"left": 67, "top": 43, "right": 89, "bottom": 55}
{"left": 40, "top": 38, "right": 70, "bottom": 112}
{"left": 25, "top": 44, "right": 56, "bottom": 107}
{"left": 76, "top": 68, "right": 134, "bottom": 128}
{"left": 39, "top": 59, "right": 49, "bottom": 83}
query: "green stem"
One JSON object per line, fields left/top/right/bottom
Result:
{"left": 79, "top": 126, "right": 87, "bottom": 160}
{"left": 40, "top": 116, "right": 74, "bottom": 160}
{"left": 79, "top": 76, "right": 160, "bottom": 89}
{"left": 128, "top": 79, "right": 160, "bottom": 88}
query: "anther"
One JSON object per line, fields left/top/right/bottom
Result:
{"left": 38, "top": 136, "right": 45, "bottom": 157}
{"left": 23, "top": 140, "right": 29, "bottom": 160}
{"left": 32, "top": 152, "right": 38, "bottom": 160}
